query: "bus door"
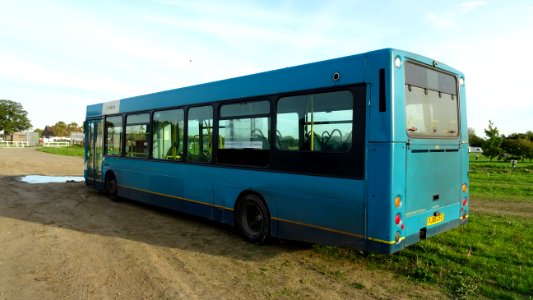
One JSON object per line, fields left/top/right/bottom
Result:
{"left": 85, "top": 119, "right": 104, "bottom": 187}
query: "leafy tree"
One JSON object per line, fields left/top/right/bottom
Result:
{"left": 502, "top": 138, "right": 522, "bottom": 159}
{"left": 0, "top": 99, "right": 32, "bottom": 139}
{"left": 499, "top": 131, "right": 533, "bottom": 162}
{"left": 68, "top": 122, "right": 82, "bottom": 133}
{"left": 468, "top": 128, "right": 484, "bottom": 148}
{"left": 469, "top": 134, "right": 484, "bottom": 147}
{"left": 506, "top": 133, "right": 527, "bottom": 140}
{"left": 41, "top": 121, "right": 82, "bottom": 138}
{"left": 33, "top": 128, "right": 43, "bottom": 138}
{"left": 54, "top": 121, "right": 69, "bottom": 137}
{"left": 526, "top": 131, "right": 533, "bottom": 142}
{"left": 42, "top": 125, "right": 56, "bottom": 138}
{"left": 482, "top": 120, "right": 503, "bottom": 162}
{"left": 519, "top": 139, "right": 533, "bottom": 162}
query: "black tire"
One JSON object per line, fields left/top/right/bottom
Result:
{"left": 105, "top": 173, "right": 120, "bottom": 202}
{"left": 235, "top": 194, "right": 270, "bottom": 244}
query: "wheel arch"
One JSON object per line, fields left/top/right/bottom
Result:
{"left": 104, "top": 169, "right": 117, "bottom": 185}
{"left": 233, "top": 189, "right": 274, "bottom": 243}
{"left": 103, "top": 169, "right": 121, "bottom": 202}
{"left": 234, "top": 189, "right": 271, "bottom": 219}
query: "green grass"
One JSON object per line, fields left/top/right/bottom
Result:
{"left": 313, "top": 155, "right": 533, "bottom": 299}
{"left": 37, "top": 145, "right": 85, "bottom": 157}
{"left": 469, "top": 154, "right": 533, "bottom": 202}
{"left": 314, "top": 213, "right": 533, "bottom": 299}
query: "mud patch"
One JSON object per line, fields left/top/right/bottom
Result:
{"left": 471, "top": 198, "right": 533, "bottom": 218}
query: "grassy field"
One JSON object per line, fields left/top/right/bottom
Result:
{"left": 316, "top": 154, "right": 533, "bottom": 299}
{"left": 469, "top": 154, "right": 533, "bottom": 202}
{"left": 315, "top": 213, "right": 532, "bottom": 299}
{"left": 36, "top": 145, "right": 85, "bottom": 157}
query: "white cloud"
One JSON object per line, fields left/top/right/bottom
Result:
{"left": 459, "top": 1, "right": 487, "bottom": 13}
{"left": 425, "top": 1, "right": 487, "bottom": 30}
{"left": 425, "top": 12, "right": 458, "bottom": 30}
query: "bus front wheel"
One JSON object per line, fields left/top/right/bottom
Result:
{"left": 235, "top": 194, "right": 270, "bottom": 244}
{"left": 105, "top": 173, "right": 120, "bottom": 202}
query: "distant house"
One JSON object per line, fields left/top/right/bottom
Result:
{"left": 468, "top": 146, "right": 483, "bottom": 153}
{"left": 70, "top": 132, "right": 85, "bottom": 145}
{"left": 12, "top": 131, "right": 40, "bottom": 146}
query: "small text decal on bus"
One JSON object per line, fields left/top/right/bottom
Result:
{"left": 103, "top": 100, "right": 120, "bottom": 115}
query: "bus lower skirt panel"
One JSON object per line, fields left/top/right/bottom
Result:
{"left": 118, "top": 185, "right": 235, "bottom": 226}
{"left": 112, "top": 184, "right": 446, "bottom": 254}
{"left": 274, "top": 220, "right": 366, "bottom": 251}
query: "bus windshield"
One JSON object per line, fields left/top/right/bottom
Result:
{"left": 405, "top": 62, "right": 459, "bottom": 138}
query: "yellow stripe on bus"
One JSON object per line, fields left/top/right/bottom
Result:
{"left": 271, "top": 217, "right": 364, "bottom": 239}
{"left": 367, "top": 236, "right": 405, "bottom": 245}
{"left": 118, "top": 184, "right": 234, "bottom": 212}
{"left": 116, "top": 184, "right": 398, "bottom": 245}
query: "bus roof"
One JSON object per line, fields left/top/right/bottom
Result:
{"left": 86, "top": 48, "right": 463, "bottom": 118}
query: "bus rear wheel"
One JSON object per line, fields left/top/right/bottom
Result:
{"left": 235, "top": 194, "right": 270, "bottom": 244}
{"left": 105, "top": 173, "right": 120, "bottom": 202}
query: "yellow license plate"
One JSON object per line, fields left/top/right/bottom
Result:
{"left": 426, "top": 214, "right": 445, "bottom": 226}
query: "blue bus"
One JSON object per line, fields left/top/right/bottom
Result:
{"left": 84, "top": 48, "right": 468, "bottom": 253}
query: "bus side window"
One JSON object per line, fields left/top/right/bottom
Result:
{"left": 105, "top": 116, "right": 123, "bottom": 156}
{"left": 125, "top": 113, "right": 150, "bottom": 158}
{"left": 276, "top": 91, "right": 353, "bottom": 153}
{"left": 187, "top": 106, "right": 213, "bottom": 163}
{"left": 218, "top": 100, "right": 270, "bottom": 166}
{"left": 153, "top": 109, "right": 184, "bottom": 160}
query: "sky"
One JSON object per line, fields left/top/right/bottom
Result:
{"left": 0, "top": 0, "right": 532, "bottom": 136}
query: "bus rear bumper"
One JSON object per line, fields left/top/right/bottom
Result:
{"left": 365, "top": 218, "right": 467, "bottom": 254}
{"left": 404, "top": 217, "right": 467, "bottom": 248}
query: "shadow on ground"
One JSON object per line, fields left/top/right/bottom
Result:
{"left": 0, "top": 176, "right": 312, "bottom": 262}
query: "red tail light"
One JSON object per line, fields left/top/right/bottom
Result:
{"left": 395, "top": 213, "right": 401, "bottom": 225}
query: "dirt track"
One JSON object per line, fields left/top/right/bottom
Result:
{"left": 0, "top": 147, "right": 448, "bottom": 299}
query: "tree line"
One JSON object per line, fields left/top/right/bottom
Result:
{"left": 37, "top": 121, "right": 83, "bottom": 138}
{"left": 1, "top": 99, "right": 81, "bottom": 140}
{"left": 0, "top": 99, "right": 32, "bottom": 139}
{"left": 469, "top": 121, "right": 533, "bottom": 162}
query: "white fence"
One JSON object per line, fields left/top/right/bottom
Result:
{"left": 0, "top": 141, "right": 29, "bottom": 148}
{"left": 43, "top": 141, "right": 70, "bottom": 148}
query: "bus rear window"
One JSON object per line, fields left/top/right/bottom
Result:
{"left": 405, "top": 62, "right": 459, "bottom": 138}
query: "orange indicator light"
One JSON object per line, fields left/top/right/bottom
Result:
{"left": 395, "top": 196, "right": 401, "bottom": 207}
{"left": 462, "top": 184, "right": 468, "bottom": 193}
